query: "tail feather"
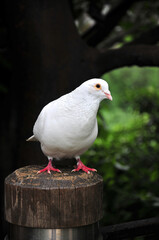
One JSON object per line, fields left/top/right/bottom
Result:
{"left": 26, "top": 135, "right": 38, "bottom": 142}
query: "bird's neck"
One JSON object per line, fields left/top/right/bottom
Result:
{"left": 69, "top": 89, "right": 100, "bottom": 119}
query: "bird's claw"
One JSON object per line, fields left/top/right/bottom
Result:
{"left": 72, "top": 160, "right": 97, "bottom": 174}
{"left": 37, "top": 169, "right": 61, "bottom": 174}
{"left": 37, "top": 164, "right": 62, "bottom": 174}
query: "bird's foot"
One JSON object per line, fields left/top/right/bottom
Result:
{"left": 72, "top": 159, "right": 97, "bottom": 174}
{"left": 37, "top": 160, "right": 61, "bottom": 174}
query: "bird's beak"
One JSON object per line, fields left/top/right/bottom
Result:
{"left": 104, "top": 91, "right": 113, "bottom": 101}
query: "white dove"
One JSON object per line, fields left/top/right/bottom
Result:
{"left": 27, "top": 78, "right": 112, "bottom": 174}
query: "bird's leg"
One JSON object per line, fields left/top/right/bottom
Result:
{"left": 72, "top": 156, "right": 97, "bottom": 174}
{"left": 37, "top": 158, "right": 61, "bottom": 174}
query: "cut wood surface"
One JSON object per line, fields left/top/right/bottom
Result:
{"left": 5, "top": 165, "right": 103, "bottom": 228}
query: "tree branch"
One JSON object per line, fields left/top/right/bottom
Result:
{"left": 82, "top": 0, "right": 138, "bottom": 47}
{"left": 126, "top": 26, "right": 159, "bottom": 46}
{"left": 95, "top": 45, "right": 159, "bottom": 74}
{"left": 98, "top": 25, "right": 140, "bottom": 49}
{"left": 98, "top": 25, "right": 159, "bottom": 50}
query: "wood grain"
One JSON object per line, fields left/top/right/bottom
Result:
{"left": 5, "top": 165, "right": 103, "bottom": 228}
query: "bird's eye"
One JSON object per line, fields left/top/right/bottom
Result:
{"left": 95, "top": 83, "right": 101, "bottom": 90}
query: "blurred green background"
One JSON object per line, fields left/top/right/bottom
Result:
{"left": 83, "top": 66, "right": 159, "bottom": 226}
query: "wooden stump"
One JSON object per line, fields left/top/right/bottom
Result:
{"left": 5, "top": 165, "right": 103, "bottom": 229}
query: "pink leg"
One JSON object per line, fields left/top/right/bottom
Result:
{"left": 37, "top": 159, "right": 61, "bottom": 174}
{"left": 72, "top": 157, "right": 97, "bottom": 174}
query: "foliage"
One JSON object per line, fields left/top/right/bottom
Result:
{"left": 83, "top": 66, "right": 159, "bottom": 225}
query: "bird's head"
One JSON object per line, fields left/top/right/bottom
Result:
{"left": 81, "top": 78, "right": 112, "bottom": 101}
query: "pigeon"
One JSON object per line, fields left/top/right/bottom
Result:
{"left": 27, "top": 78, "right": 112, "bottom": 174}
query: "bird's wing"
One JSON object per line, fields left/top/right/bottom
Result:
{"left": 26, "top": 135, "right": 38, "bottom": 141}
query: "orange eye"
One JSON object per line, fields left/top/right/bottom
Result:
{"left": 95, "top": 83, "right": 101, "bottom": 90}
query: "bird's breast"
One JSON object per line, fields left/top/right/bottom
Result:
{"left": 40, "top": 115, "right": 98, "bottom": 158}
{"left": 34, "top": 97, "right": 99, "bottom": 158}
